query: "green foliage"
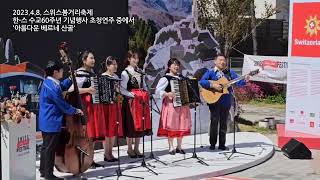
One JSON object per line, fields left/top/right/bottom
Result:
{"left": 249, "top": 94, "right": 286, "bottom": 105}
{"left": 257, "top": 94, "right": 286, "bottom": 104}
{"left": 129, "top": 16, "right": 158, "bottom": 66}
{"left": 235, "top": 82, "right": 286, "bottom": 105}
{"left": 239, "top": 123, "right": 277, "bottom": 134}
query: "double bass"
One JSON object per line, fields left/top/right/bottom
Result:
{"left": 55, "top": 42, "right": 94, "bottom": 175}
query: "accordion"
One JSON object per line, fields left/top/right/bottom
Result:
{"left": 90, "top": 76, "right": 119, "bottom": 104}
{"left": 170, "top": 78, "right": 200, "bottom": 107}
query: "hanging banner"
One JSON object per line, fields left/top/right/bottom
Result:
{"left": 242, "top": 55, "right": 288, "bottom": 84}
{"left": 286, "top": 57, "right": 320, "bottom": 135}
{"left": 289, "top": 0, "right": 320, "bottom": 57}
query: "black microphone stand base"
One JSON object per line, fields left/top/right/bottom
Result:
{"left": 99, "top": 169, "right": 144, "bottom": 180}
{"left": 221, "top": 147, "right": 255, "bottom": 160}
{"left": 172, "top": 102, "right": 209, "bottom": 167}
{"left": 147, "top": 152, "right": 167, "bottom": 166}
{"left": 127, "top": 95, "right": 158, "bottom": 176}
{"left": 220, "top": 116, "right": 255, "bottom": 160}
{"left": 127, "top": 136, "right": 158, "bottom": 176}
{"left": 172, "top": 152, "right": 209, "bottom": 166}
{"left": 132, "top": 158, "right": 159, "bottom": 176}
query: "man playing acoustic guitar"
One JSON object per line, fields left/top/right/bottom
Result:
{"left": 199, "top": 54, "right": 250, "bottom": 151}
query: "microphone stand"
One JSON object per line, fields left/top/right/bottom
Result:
{"left": 144, "top": 82, "right": 167, "bottom": 166}
{"left": 220, "top": 93, "right": 255, "bottom": 160}
{"left": 133, "top": 68, "right": 166, "bottom": 165}
{"left": 172, "top": 76, "right": 209, "bottom": 166}
{"left": 127, "top": 70, "right": 158, "bottom": 176}
{"left": 98, "top": 78, "right": 143, "bottom": 179}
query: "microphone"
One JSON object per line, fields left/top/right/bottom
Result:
{"left": 134, "top": 66, "right": 146, "bottom": 75}
{"left": 222, "top": 68, "right": 230, "bottom": 74}
{"left": 178, "top": 74, "right": 189, "bottom": 80}
{"left": 222, "top": 68, "right": 231, "bottom": 80}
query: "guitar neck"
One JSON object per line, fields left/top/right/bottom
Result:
{"left": 225, "top": 75, "right": 246, "bottom": 87}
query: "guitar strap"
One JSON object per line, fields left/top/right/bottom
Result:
{"left": 222, "top": 68, "right": 235, "bottom": 96}
{"left": 222, "top": 68, "right": 232, "bottom": 81}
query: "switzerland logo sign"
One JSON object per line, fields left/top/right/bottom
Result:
{"left": 291, "top": 2, "right": 320, "bottom": 57}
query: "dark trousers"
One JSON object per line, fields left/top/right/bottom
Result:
{"left": 39, "top": 132, "right": 60, "bottom": 178}
{"left": 208, "top": 104, "right": 230, "bottom": 147}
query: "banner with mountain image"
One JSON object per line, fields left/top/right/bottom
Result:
{"left": 129, "top": 0, "right": 193, "bottom": 29}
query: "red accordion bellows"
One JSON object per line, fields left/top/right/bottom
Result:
{"left": 129, "top": 89, "right": 151, "bottom": 131}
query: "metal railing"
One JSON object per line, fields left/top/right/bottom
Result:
{"left": 229, "top": 57, "right": 244, "bottom": 74}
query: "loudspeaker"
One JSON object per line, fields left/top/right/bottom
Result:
{"left": 281, "top": 138, "right": 312, "bottom": 159}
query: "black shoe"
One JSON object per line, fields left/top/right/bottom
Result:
{"left": 137, "top": 154, "right": 145, "bottom": 158}
{"left": 134, "top": 151, "right": 145, "bottom": 158}
{"left": 40, "top": 171, "right": 45, "bottom": 178}
{"left": 127, "top": 151, "right": 138, "bottom": 158}
{"left": 176, "top": 148, "right": 186, "bottom": 154}
{"left": 44, "top": 175, "right": 64, "bottom": 180}
{"left": 169, "top": 149, "right": 176, "bottom": 155}
{"left": 90, "top": 162, "right": 104, "bottom": 169}
{"left": 218, "top": 146, "right": 229, "bottom": 151}
{"left": 104, "top": 156, "right": 119, "bottom": 162}
{"left": 110, "top": 158, "right": 119, "bottom": 162}
{"left": 209, "top": 146, "right": 215, "bottom": 150}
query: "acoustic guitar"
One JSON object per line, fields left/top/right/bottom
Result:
{"left": 200, "top": 69, "right": 259, "bottom": 104}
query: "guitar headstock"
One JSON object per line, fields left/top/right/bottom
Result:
{"left": 249, "top": 69, "right": 260, "bottom": 76}
{"left": 58, "top": 42, "right": 71, "bottom": 65}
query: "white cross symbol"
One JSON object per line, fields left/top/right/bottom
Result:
{"left": 310, "top": 21, "right": 315, "bottom": 29}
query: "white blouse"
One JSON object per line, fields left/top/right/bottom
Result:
{"left": 120, "top": 66, "right": 147, "bottom": 97}
{"left": 155, "top": 73, "right": 180, "bottom": 98}
{"left": 68, "top": 67, "right": 94, "bottom": 92}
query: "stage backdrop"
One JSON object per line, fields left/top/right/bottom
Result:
{"left": 286, "top": 57, "right": 320, "bottom": 135}
{"left": 242, "top": 55, "right": 288, "bottom": 84}
{"left": 288, "top": 0, "right": 320, "bottom": 57}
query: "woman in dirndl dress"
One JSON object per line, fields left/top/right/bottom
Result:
{"left": 155, "top": 58, "right": 192, "bottom": 155}
{"left": 120, "top": 51, "right": 152, "bottom": 158}
{"left": 68, "top": 50, "right": 104, "bottom": 168}
{"left": 100, "top": 56, "right": 124, "bottom": 162}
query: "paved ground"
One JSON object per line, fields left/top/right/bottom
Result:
{"left": 239, "top": 104, "right": 286, "bottom": 124}
{"left": 230, "top": 134, "right": 320, "bottom": 180}
{"left": 227, "top": 104, "right": 320, "bottom": 180}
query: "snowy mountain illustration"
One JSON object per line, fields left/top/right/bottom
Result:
{"left": 129, "top": 0, "right": 192, "bottom": 29}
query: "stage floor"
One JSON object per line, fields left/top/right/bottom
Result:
{"left": 36, "top": 132, "right": 274, "bottom": 180}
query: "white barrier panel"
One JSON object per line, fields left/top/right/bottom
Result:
{"left": 286, "top": 57, "right": 320, "bottom": 135}
{"left": 1, "top": 114, "right": 36, "bottom": 180}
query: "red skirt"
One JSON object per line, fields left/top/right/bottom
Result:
{"left": 103, "top": 103, "right": 123, "bottom": 137}
{"left": 82, "top": 94, "right": 124, "bottom": 139}
{"left": 129, "top": 90, "right": 151, "bottom": 131}
{"left": 122, "top": 89, "right": 152, "bottom": 138}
